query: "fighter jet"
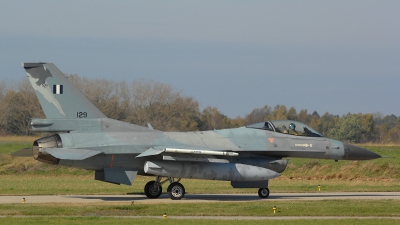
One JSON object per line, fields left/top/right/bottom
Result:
{"left": 15, "top": 62, "right": 381, "bottom": 200}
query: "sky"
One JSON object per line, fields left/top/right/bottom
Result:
{"left": 0, "top": 0, "right": 399, "bottom": 118}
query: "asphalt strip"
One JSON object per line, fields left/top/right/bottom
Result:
{"left": 0, "top": 192, "right": 399, "bottom": 204}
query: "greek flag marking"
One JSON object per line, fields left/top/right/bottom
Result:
{"left": 53, "top": 85, "right": 63, "bottom": 94}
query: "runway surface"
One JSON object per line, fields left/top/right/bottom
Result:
{"left": 1, "top": 192, "right": 399, "bottom": 204}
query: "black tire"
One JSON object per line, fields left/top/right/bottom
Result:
{"left": 167, "top": 182, "right": 185, "bottom": 200}
{"left": 144, "top": 181, "right": 162, "bottom": 199}
{"left": 258, "top": 188, "right": 270, "bottom": 198}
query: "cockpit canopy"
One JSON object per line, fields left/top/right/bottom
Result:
{"left": 246, "top": 120, "right": 323, "bottom": 137}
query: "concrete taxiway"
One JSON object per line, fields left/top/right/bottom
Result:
{"left": 1, "top": 192, "right": 399, "bottom": 204}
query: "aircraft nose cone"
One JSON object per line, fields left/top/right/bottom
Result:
{"left": 342, "top": 143, "right": 381, "bottom": 160}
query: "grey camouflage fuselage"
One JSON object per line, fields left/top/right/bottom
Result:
{"left": 21, "top": 62, "right": 381, "bottom": 199}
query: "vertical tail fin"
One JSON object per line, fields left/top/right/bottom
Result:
{"left": 23, "top": 62, "right": 107, "bottom": 119}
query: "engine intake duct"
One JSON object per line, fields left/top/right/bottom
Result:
{"left": 33, "top": 134, "right": 63, "bottom": 165}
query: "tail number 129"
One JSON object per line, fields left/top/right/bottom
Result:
{"left": 77, "top": 112, "right": 88, "bottom": 118}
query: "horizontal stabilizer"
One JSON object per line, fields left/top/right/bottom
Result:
{"left": 44, "top": 148, "right": 102, "bottom": 160}
{"left": 11, "top": 148, "right": 32, "bottom": 157}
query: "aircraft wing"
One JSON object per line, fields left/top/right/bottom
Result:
{"left": 137, "top": 147, "right": 238, "bottom": 157}
{"left": 136, "top": 147, "right": 240, "bottom": 163}
{"left": 136, "top": 148, "right": 165, "bottom": 158}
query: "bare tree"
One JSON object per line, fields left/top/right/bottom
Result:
{"left": 0, "top": 80, "right": 9, "bottom": 135}
{"left": 199, "top": 106, "right": 232, "bottom": 130}
{"left": 129, "top": 79, "right": 199, "bottom": 131}
{"left": 244, "top": 105, "right": 272, "bottom": 124}
{"left": 3, "top": 74, "right": 398, "bottom": 144}
{"left": 2, "top": 79, "right": 44, "bottom": 135}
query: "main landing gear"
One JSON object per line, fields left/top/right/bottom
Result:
{"left": 144, "top": 177, "right": 270, "bottom": 200}
{"left": 144, "top": 176, "right": 185, "bottom": 200}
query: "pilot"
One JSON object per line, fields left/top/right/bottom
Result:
{"left": 289, "top": 123, "right": 298, "bottom": 135}
{"left": 281, "top": 125, "right": 288, "bottom": 134}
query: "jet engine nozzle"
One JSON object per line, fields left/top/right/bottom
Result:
{"left": 32, "top": 134, "right": 63, "bottom": 165}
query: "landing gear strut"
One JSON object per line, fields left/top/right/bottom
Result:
{"left": 144, "top": 176, "right": 185, "bottom": 200}
{"left": 144, "top": 177, "right": 162, "bottom": 198}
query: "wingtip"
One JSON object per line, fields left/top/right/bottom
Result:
{"left": 22, "top": 62, "right": 47, "bottom": 69}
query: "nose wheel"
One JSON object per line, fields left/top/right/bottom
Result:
{"left": 258, "top": 187, "right": 270, "bottom": 198}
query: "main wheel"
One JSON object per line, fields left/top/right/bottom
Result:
{"left": 144, "top": 181, "right": 162, "bottom": 199}
{"left": 167, "top": 182, "right": 185, "bottom": 200}
{"left": 258, "top": 188, "right": 270, "bottom": 198}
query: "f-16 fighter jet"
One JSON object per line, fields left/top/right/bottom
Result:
{"left": 14, "top": 63, "right": 381, "bottom": 200}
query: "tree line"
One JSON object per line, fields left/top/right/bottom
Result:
{"left": 0, "top": 76, "right": 399, "bottom": 144}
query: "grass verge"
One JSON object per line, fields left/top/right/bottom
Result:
{"left": 1, "top": 200, "right": 400, "bottom": 216}
{"left": 0, "top": 174, "right": 399, "bottom": 195}
{"left": 0, "top": 218, "right": 398, "bottom": 225}
{"left": 0, "top": 139, "right": 398, "bottom": 194}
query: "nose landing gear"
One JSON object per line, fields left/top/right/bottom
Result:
{"left": 258, "top": 187, "right": 270, "bottom": 198}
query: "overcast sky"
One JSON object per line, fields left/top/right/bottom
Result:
{"left": 1, "top": 0, "right": 399, "bottom": 118}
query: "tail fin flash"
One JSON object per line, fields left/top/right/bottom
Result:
{"left": 23, "top": 63, "right": 107, "bottom": 119}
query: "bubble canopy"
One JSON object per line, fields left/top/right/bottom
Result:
{"left": 246, "top": 120, "right": 323, "bottom": 137}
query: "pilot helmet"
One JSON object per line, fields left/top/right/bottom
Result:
{"left": 289, "top": 123, "right": 296, "bottom": 130}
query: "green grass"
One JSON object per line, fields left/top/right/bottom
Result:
{"left": 283, "top": 145, "right": 399, "bottom": 180}
{"left": 0, "top": 139, "right": 399, "bottom": 194}
{"left": 0, "top": 218, "right": 398, "bottom": 225}
{"left": 1, "top": 200, "right": 400, "bottom": 216}
{"left": 0, "top": 174, "right": 399, "bottom": 195}
{"left": 1, "top": 142, "right": 398, "bottom": 179}
{"left": 0, "top": 200, "right": 399, "bottom": 225}
{"left": 0, "top": 139, "right": 399, "bottom": 224}
{"left": 0, "top": 136, "right": 36, "bottom": 155}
